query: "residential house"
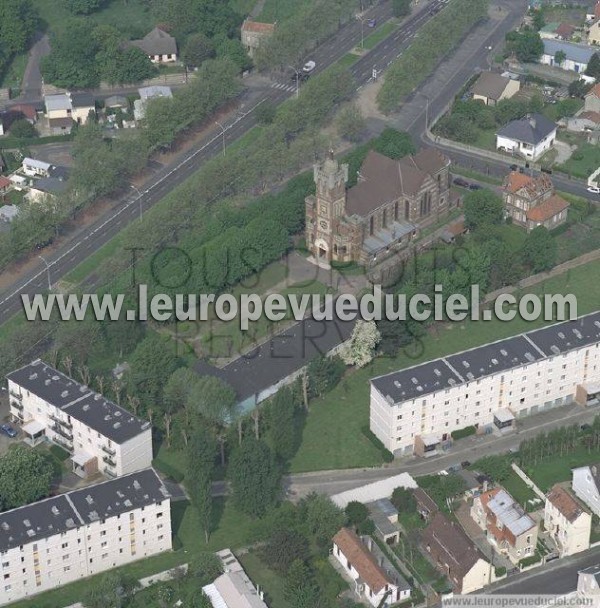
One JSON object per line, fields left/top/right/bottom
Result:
{"left": 496, "top": 113, "right": 557, "bottom": 160}
{"left": 503, "top": 171, "right": 569, "bottom": 232}
{"left": 7, "top": 359, "right": 153, "bottom": 479}
{"left": 577, "top": 565, "right": 600, "bottom": 603}
{"left": 132, "top": 27, "right": 178, "bottom": 63}
{"left": 240, "top": 20, "right": 276, "bottom": 58}
{"left": 70, "top": 92, "right": 95, "bottom": 124}
{"left": 44, "top": 94, "right": 74, "bottom": 134}
{"left": 586, "top": 1, "right": 600, "bottom": 22}
{"left": 421, "top": 513, "right": 492, "bottom": 594}
{"left": 332, "top": 528, "right": 411, "bottom": 607}
{"left": 134, "top": 85, "right": 173, "bottom": 121}
{"left": 585, "top": 84, "right": 600, "bottom": 114}
{"left": 104, "top": 95, "right": 129, "bottom": 110}
{"left": 0, "top": 176, "right": 11, "bottom": 194}
{"left": 413, "top": 488, "right": 439, "bottom": 521}
{"left": 22, "top": 157, "right": 51, "bottom": 177}
{"left": 367, "top": 499, "right": 400, "bottom": 545}
{"left": 472, "top": 71, "right": 521, "bottom": 106}
{"left": 544, "top": 485, "right": 591, "bottom": 557}
{"left": 25, "top": 177, "right": 68, "bottom": 203}
{"left": 0, "top": 205, "right": 19, "bottom": 223}
{"left": 305, "top": 148, "right": 455, "bottom": 265}
{"left": 202, "top": 549, "right": 268, "bottom": 608}
{"left": 471, "top": 488, "right": 538, "bottom": 564}
{"left": 7, "top": 103, "right": 38, "bottom": 124}
{"left": 370, "top": 312, "right": 600, "bottom": 455}
{"left": 540, "top": 40, "right": 595, "bottom": 73}
{"left": 589, "top": 19, "right": 600, "bottom": 44}
{"left": 9, "top": 175, "right": 26, "bottom": 190}
{"left": 572, "top": 464, "right": 600, "bottom": 517}
{"left": 0, "top": 468, "right": 171, "bottom": 607}
{"left": 540, "top": 22, "right": 576, "bottom": 40}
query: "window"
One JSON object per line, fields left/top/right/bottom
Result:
{"left": 61, "top": 543, "right": 68, "bottom": 549}
{"left": 100, "top": 531, "right": 106, "bottom": 537}
{"left": 369, "top": 215, "right": 374, "bottom": 236}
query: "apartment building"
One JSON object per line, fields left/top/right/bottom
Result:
{"left": 0, "top": 468, "right": 171, "bottom": 606}
{"left": 544, "top": 485, "right": 591, "bottom": 557}
{"left": 471, "top": 488, "right": 538, "bottom": 564}
{"left": 370, "top": 312, "right": 600, "bottom": 455}
{"left": 572, "top": 464, "right": 600, "bottom": 517}
{"left": 7, "top": 360, "right": 152, "bottom": 478}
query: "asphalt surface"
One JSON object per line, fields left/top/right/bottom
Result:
{"left": 0, "top": 0, "right": 455, "bottom": 326}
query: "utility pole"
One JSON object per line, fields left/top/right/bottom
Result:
{"left": 357, "top": 15, "right": 365, "bottom": 50}
{"left": 288, "top": 66, "right": 300, "bottom": 98}
{"left": 215, "top": 121, "right": 226, "bottom": 156}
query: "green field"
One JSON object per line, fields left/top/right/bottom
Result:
{"left": 290, "top": 256, "right": 600, "bottom": 472}
{"left": 239, "top": 551, "right": 292, "bottom": 608}
{"left": 558, "top": 143, "right": 600, "bottom": 180}
{"left": 258, "top": 0, "right": 310, "bottom": 22}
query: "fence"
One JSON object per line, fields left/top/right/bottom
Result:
{"left": 510, "top": 462, "right": 546, "bottom": 501}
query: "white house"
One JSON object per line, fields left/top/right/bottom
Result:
{"left": 540, "top": 40, "right": 596, "bottom": 73}
{"left": 7, "top": 360, "right": 153, "bottom": 478}
{"left": 332, "top": 528, "right": 410, "bottom": 607}
{"left": 573, "top": 464, "right": 600, "bottom": 517}
{"left": 370, "top": 312, "right": 600, "bottom": 455}
{"left": 131, "top": 27, "right": 178, "bottom": 63}
{"left": 472, "top": 71, "right": 521, "bottom": 106}
{"left": 544, "top": 485, "right": 591, "bottom": 557}
{"left": 578, "top": 565, "right": 600, "bottom": 603}
{"left": 134, "top": 85, "right": 173, "bottom": 121}
{"left": 25, "top": 177, "right": 68, "bottom": 203}
{"left": 22, "top": 157, "right": 51, "bottom": 177}
{"left": 0, "top": 469, "right": 171, "bottom": 607}
{"left": 496, "top": 113, "right": 557, "bottom": 160}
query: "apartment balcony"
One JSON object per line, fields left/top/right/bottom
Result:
{"left": 104, "top": 468, "right": 117, "bottom": 479}
{"left": 51, "top": 424, "right": 73, "bottom": 442}
{"left": 53, "top": 436, "right": 72, "bottom": 452}
{"left": 10, "top": 400, "right": 23, "bottom": 411}
{"left": 49, "top": 414, "right": 72, "bottom": 429}
{"left": 101, "top": 444, "right": 116, "bottom": 457}
{"left": 9, "top": 391, "right": 22, "bottom": 401}
{"left": 102, "top": 455, "right": 116, "bottom": 468}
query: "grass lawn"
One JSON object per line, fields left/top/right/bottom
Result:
{"left": 258, "top": 0, "right": 313, "bottom": 22}
{"left": 524, "top": 446, "right": 600, "bottom": 493}
{"left": 0, "top": 52, "right": 28, "bottom": 91}
{"left": 501, "top": 471, "right": 538, "bottom": 511}
{"left": 498, "top": 223, "right": 527, "bottom": 252}
{"left": 239, "top": 551, "right": 292, "bottom": 608}
{"left": 291, "top": 256, "right": 600, "bottom": 472}
{"left": 337, "top": 53, "right": 360, "bottom": 69}
{"left": 558, "top": 143, "right": 600, "bottom": 180}
{"left": 472, "top": 128, "right": 497, "bottom": 151}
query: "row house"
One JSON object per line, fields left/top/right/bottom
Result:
{"left": 544, "top": 485, "right": 591, "bottom": 557}
{"left": 0, "top": 469, "right": 171, "bottom": 606}
{"left": 370, "top": 312, "right": 600, "bottom": 455}
{"left": 7, "top": 360, "right": 152, "bottom": 478}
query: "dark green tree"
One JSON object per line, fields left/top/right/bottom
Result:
{"left": 284, "top": 560, "right": 322, "bottom": 608}
{"left": 9, "top": 119, "right": 37, "bottom": 138}
{"left": 586, "top": 53, "right": 600, "bottom": 80}
{"left": 505, "top": 30, "right": 543, "bottom": 63}
{"left": 267, "top": 387, "right": 300, "bottom": 461}
{"left": 372, "top": 128, "right": 415, "bottom": 159}
{"left": 391, "top": 486, "right": 416, "bottom": 512}
{"left": 307, "top": 355, "right": 345, "bottom": 398}
{"left": 261, "top": 529, "right": 310, "bottom": 574}
{"left": 82, "top": 571, "right": 139, "bottom": 608}
{"left": 229, "top": 436, "right": 281, "bottom": 517}
{"left": 392, "top": 0, "right": 412, "bottom": 17}
{"left": 0, "top": 0, "right": 38, "bottom": 57}
{"left": 188, "top": 552, "right": 223, "bottom": 585}
{"left": 463, "top": 189, "right": 504, "bottom": 231}
{"left": 345, "top": 501, "right": 368, "bottom": 526}
{"left": 521, "top": 226, "right": 556, "bottom": 272}
{"left": 63, "top": 0, "right": 107, "bottom": 14}
{"left": 300, "top": 492, "right": 345, "bottom": 549}
{"left": 182, "top": 33, "right": 215, "bottom": 67}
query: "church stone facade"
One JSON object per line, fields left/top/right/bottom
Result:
{"left": 305, "top": 148, "right": 453, "bottom": 265}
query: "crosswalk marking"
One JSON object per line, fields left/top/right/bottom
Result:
{"left": 271, "top": 82, "right": 298, "bottom": 93}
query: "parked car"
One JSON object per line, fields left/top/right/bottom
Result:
{"left": 367, "top": 18, "right": 376, "bottom": 27}
{"left": 453, "top": 177, "right": 469, "bottom": 188}
{"left": 587, "top": 186, "right": 600, "bottom": 194}
{"left": 581, "top": 423, "right": 592, "bottom": 431}
{"left": 447, "top": 463, "right": 462, "bottom": 472}
{"left": 541, "top": 167, "right": 552, "bottom": 174}
{"left": 302, "top": 60, "right": 316, "bottom": 73}
{"left": 461, "top": 460, "right": 471, "bottom": 468}
{"left": 509, "top": 163, "right": 518, "bottom": 171}
{"left": 437, "top": 469, "right": 449, "bottom": 476}
{"left": 468, "top": 183, "right": 483, "bottom": 190}
{"left": 0, "top": 424, "right": 17, "bottom": 438}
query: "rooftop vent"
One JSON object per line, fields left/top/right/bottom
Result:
{"left": 94, "top": 394, "right": 101, "bottom": 401}
{"left": 52, "top": 375, "right": 59, "bottom": 381}
{"left": 558, "top": 332, "right": 565, "bottom": 339}
{"left": 133, "top": 480, "right": 141, "bottom": 491}
{"left": 525, "top": 352, "right": 535, "bottom": 362}
{"left": 23, "top": 520, "right": 31, "bottom": 528}
{"left": 117, "top": 491, "right": 124, "bottom": 498}
{"left": 115, "top": 411, "right": 122, "bottom": 417}
{"left": 61, "top": 390, "right": 68, "bottom": 398}
{"left": 44, "top": 379, "right": 51, "bottom": 386}
{"left": 29, "top": 373, "right": 38, "bottom": 380}
{"left": 434, "top": 368, "right": 441, "bottom": 377}
{"left": 466, "top": 372, "right": 475, "bottom": 381}
{"left": 416, "top": 386, "right": 423, "bottom": 392}
{"left": 574, "top": 329, "right": 583, "bottom": 339}
{"left": 500, "top": 349, "right": 508, "bottom": 357}
{"left": 113, "top": 422, "right": 121, "bottom": 429}
{"left": 448, "top": 379, "right": 456, "bottom": 386}
{"left": 65, "top": 518, "right": 75, "bottom": 528}
{"left": 411, "top": 377, "right": 418, "bottom": 385}
{"left": 1, "top": 523, "right": 9, "bottom": 531}
{"left": 551, "top": 345, "right": 560, "bottom": 355}
{"left": 51, "top": 506, "right": 59, "bottom": 516}
{"left": 82, "top": 404, "right": 90, "bottom": 411}
{"left": 104, "top": 415, "right": 111, "bottom": 421}
{"left": 124, "top": 499, "right": 133, "bottom": 508}
{"left": 594, "top": 321, "right": 600, "bottom": 329}
{"left": 26, "top": 529, "right": 35, "bottom": 538}
{"left": 491, "top": 358, "right": 498, "bottom": 365}
{"left": 88, "top": 511, "right": 99, "bottom": 522}
{"left": 85, "top": 495, "right": 94, "bottom": 505}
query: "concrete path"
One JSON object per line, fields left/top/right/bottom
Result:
{"left": 19, "top": 33, "right": 49, "bottom": 101}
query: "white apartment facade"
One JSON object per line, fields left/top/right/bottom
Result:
{"left": 572, "top": 464, "right": 600, "bottom": 517}
{"left": 544, "top": 485, "right": 591, "bottom": 557}
{"left": 371, "top": 313, "right": 600, "bottom": 455}
{"left": 7, "top": 360, "right": 152, "bottom": 478}
{"left": 0, "top": 469, "right": 171, "bottom": 606}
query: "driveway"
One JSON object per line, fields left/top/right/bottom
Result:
{"left": 19, "top": 33, "right": 50, "bottom": 101}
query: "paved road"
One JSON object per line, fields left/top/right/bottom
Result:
{"left": 0, "top": 0, "right": 457, "bottom": 326}
{"left": 19, "top": 33, "right": 50, "bottom": 101}
{"left": 486, "top": 548, "right": 600, "bottom": 595}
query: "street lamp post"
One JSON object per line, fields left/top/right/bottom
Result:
{"left": 130, "top": 185, "right": 143, "bottom": 221}
{"left": 38, "top": 255, "right": 51, "bottom": 291}
{"left": 288, "top": 66, "right": 300, "bottom": 98}
{"left": 357, "top": 15, "right": 365, "bottom": 50}
{"left": 215, "top": 121, "right": 226, "bottom": 157}
{"left": 422, "top": 94, "right": 430, "bottom": 130}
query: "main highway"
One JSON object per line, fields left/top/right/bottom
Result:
{"left": 0, "top": 0, "right": 532, "bottom": 326}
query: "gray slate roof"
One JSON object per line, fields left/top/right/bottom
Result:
{"left": 542, "top": 39, "right": 596, "bottom": 64}
{"left": 132, "top": 27, "right": 177, "bottom": 56}
{"left": 32, "top": 177, "right": 68, "bottom": 196}
{"left": 372, "top": 311, "right": 600, "bottom": 406}
{"left": 0, "top": 469, "right": 168, "bottom": 554}
{"left": 7, "top": 360, "right": 151, "bottom": 443}
{"left": 497, "top": 113, "right": 557, "bottom": 145}
{"left": 472, "top": 71, "right": 512, "bottom": 101}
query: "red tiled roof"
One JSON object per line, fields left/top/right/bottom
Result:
{"left": 526, "top": 194, "right": 569, "bottom": 222}
{"left": 580, "top": 111, "right": 600, "bottom": 124}
{"left": 547, "top": 485, "right": 587, "bottom": 522}
{"left": 333, "top": 528, "right": 391, "bottom": 594}
{"left": 241, "top": 20, "right": 275, "bottom": 34}
{"left": 0, "top": 177, "right": 11, "bottom": 189}
{"left": 586, "top": 84, "right": 600, "bottom": 99}
{"left": 9, "top": 104, "right": 37, "bottom": 121}
{"left": 555, "top": 22, "right": 575, "bottom": 38}
{"left": 504, "top": 171, "right": 553, "bottom": 198}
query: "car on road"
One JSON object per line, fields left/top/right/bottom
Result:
{"left": 587, "top": 186, "right": 600, "bottom": 194}
{"left": 367, "top": 18, "right": 376, "bottom": 27}
{"left": 509, "top": 163, "right": 518, "bottom": 171}
{"left": 0, "top": 424, "right": 17, "bottom": 438}
{"left": 453, "top": 177, "right": 470, "bottom": 188}
{"left": 461, "top": 460, "right": 471, "bottom": 468}
{"left": 302, "top": 60, "right": 316, "bottom": 73}
{"left": 468, "top": 183, "right": 483, "bottom": 190}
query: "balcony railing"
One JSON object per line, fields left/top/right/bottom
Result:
{"left": 101, "top": 444, "right": 116, "bottom": 457}
{"left": 10, "top": 400, "right": 23, "bottom": 411}
{"left": 9, "top": 391, "right": 22, "bottom": 401}
{"left": 104, "top": 468, "right": 116, "bottom": 478}
{"left": 53, "top": 437, "right": 72, "bottom": 451}
{"left": 49, "top": 414, "right": 72, "bottom": 429}
{"left": 102, "top": 455, "right": 116, "bottom": 468}
{"left": 51, "top": 424, "right": 73, "bottom": 442}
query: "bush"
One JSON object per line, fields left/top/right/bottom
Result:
{"left": 361, "top": 426, "right": 394, "bottom": 462}
{"left": 49, "top": 444, "right": 70, "bottom": 462}
{"left": 451, "top": 425, "right": 476, "bottom": 440}
{"left": 495, "top": 566, "right": 507, "bottom": 577}
{"left": 519, "top": 551, "right": 542, "bottom": 568}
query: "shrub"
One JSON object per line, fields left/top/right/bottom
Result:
{"left": 495, "top": 566, "right": 507, "bottom": 577}
{"left": 451, "top": 425, "right": 476, "bottom": 440}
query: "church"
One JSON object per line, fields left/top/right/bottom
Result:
{"left": 305, "top": 147, "right": 455, "bottom": 265}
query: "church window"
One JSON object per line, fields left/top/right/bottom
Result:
{"left": 404, "top": 201, "right": 409, "bottom": 220}
{"left": 394, "top": 201, "right": 399, "bottom": 221}
{"left": 369, "top": 216, "right": 374, "bottom": 235}
{"left": 382, "top": 209, "right": 387, "bottom": 229}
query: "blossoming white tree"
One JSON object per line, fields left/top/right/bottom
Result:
{"left": 341, "top": 320, "right": 381, "bottom": 368}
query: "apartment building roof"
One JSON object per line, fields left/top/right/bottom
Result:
{"left": 547, "top": 485, "right": 588, "bottom": 522}
{"left": 333, "top": 528, "right": 392, "bottom": 594}
{"left": 481, "top": 488, "right": 536, "bottom": 537}
{"left": 371, "top": 312, "right": 600, "bottom": 406}
{"left": 6, "top": 360, "right": 150, "bottom": 443}
{"left": 0, "top": 469, "right": 168, "bottom": 553}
